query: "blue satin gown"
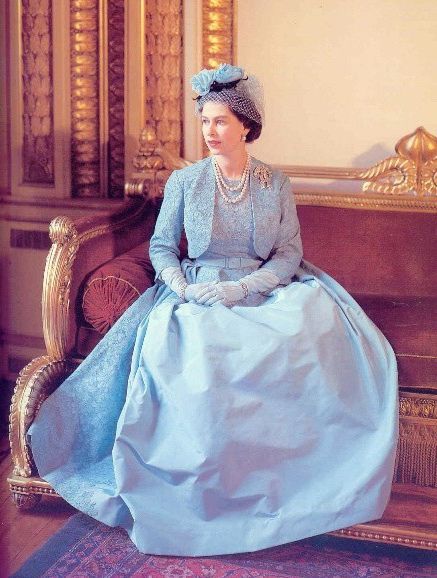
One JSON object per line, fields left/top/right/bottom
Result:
{"left": 29, "top": 177, "right": 398, "bottom": 556}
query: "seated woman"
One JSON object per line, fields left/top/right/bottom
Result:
{"left": 29, "top": 64, "right": 398, "bottom": 556}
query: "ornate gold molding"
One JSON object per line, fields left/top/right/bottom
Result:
{"left": 70, "top": 0, "right": 101, "bottom": 197}
{"left": 332, "top": 524, "right": 437, "bottom": 551}
{"left": 21, "top": 0, "right": 55, "bottom": 184}
{"left": 107, "top": 0, "right": 124, "bottom": 198}
{"left": 400, "top": 394, "right": 437, "bottom": 419}
{"left": 292, "top": 191, "right": 437, "bottom": 212}
{"left": 202, "top": 0, "right": 235, "bottom": 69}
{"left": 144, "top": 0, "right": 183, "bottom": 158}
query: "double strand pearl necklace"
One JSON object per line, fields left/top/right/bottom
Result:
{"left": 212, "top": 154, "right": 251, "bottom": 204}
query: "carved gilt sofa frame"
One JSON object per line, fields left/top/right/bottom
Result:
{"left": 8, "top": 126, "right": 437, "bottom": 551}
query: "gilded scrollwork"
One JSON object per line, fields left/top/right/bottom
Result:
{"left": 360, "top": 127, "right": 437, "bottom": 196}
{"left": 282, "top": 128, "right": 437, "bottom": 210}
{"left": 43, "top": 216, "right": 80, "bottom": 358}
{"left": 21, "top": 0, "right": 54, "bottom": 184}
{"left": 70, "top": 0, "right": 101, "bottom": 197}
{"left": 9, "top": 356, "right": 73, "bottom": 478}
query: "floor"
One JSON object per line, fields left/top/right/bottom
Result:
{"left": 1, "top": 433, "right": 437, "bottom": 577}
{"left": 0, "top": 445, "right": 75, "bottom": 577}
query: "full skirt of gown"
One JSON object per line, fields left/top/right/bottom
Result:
{"left": 29, "top": 259, "right": 398, "bottom": 556}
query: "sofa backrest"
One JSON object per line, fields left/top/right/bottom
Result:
{"left": 297, "top": 205, "right": 436, "bottom": 299}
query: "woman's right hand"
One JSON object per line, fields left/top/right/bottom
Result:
{"left": 185, "top": 282, "right": 215, "bottom": 302}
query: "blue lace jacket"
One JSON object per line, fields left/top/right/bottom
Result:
{"left": 149, "top": 156, "right": 303, "bottom": 283}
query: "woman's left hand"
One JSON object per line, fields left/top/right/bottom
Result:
{"left": 195, "top": 281, "right": 245, "bottom": 307}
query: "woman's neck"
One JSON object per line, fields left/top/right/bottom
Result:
{"left": 213, "top": 149, "right": 248, "bottom": 179}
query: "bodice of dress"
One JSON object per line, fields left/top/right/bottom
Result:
{"left": 203, "top": 174, "right": 258, "bottom": 260}
{"left": 182, "top": 175, "right": 261, "bottom": 284}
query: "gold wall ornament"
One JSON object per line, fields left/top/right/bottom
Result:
{"left": 21, "top": 0, "right": 55, "bottom": 184}
{"left": 70, "top": 0, "right": 101, "bottom": 197}
{"left": 144, "top": 0, "right": 183, "bottom": 158}
{"left": 107, "top": 0, "right": 125, "bottom": 198}
{"left": 126, "top": 125, "right": 190, "bottom": 199}
{"left": 202, "top": 0, "right": 235, "bottom": 69}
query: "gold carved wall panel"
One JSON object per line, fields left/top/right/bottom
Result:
{"left": 10, "top": 0, "right": 189, "bottom": 197}
{"left": 70, "top": 0, "right": 101, "bottom": 197}
{"left": 145, "top": 0, "right": 183, "bottom": 157}
{"left": 21, "top": 0, "right": 55, "bottom": 184}
{"left": 202, "top": 0, "right": 235, "bottom": 69}
{"left": 201, "top": 0, "right": 235, "bottom": 156}
{"left": 107, "top": 0, "right": 125, "bottom": 198}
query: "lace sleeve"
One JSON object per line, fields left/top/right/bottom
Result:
{"left": 259, "top": 175, "right": 303, "bottom": 283}
{"left": 149, "top": 170, "right": 185, "bottom": 280}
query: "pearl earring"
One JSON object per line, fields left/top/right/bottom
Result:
{"left": 241, "top": 134, "right": 247, "bottom": 142}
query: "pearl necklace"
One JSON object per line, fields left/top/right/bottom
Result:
{"left": 212, "top": 155, "right": 251, "bottom": 204}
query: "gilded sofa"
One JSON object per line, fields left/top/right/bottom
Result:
{"left": 8, "top": 127, "right": 437, "bottom": 550}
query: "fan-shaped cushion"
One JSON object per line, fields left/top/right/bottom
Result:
{"left": 82, "top": 242, "right": 154, "bottom": 334}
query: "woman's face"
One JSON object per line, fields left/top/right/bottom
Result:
{"left": 201, "top": 101, "right": 249, "bottom": 157}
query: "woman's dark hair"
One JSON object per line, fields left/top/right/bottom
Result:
{"left": 234, "top": 111, "right": 262, "bottom": 143}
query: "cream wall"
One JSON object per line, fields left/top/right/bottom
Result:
{"left": 236, "top": 0, "right": 437, "bottom": 166}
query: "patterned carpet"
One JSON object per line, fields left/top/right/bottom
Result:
{"left": 12, "top": 513, "right": 437, "bottom": 578}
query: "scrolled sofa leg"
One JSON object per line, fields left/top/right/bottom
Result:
{"left": 9, "top": 355, "right": 73, "bottom": 480}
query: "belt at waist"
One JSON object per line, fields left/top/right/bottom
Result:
{"left": 194, "top": 256, "right": 262, "bottom": 269}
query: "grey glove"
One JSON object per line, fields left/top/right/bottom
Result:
{"left": 160, "top": 266, "right": 187, "bottom": 299}
{"left": 196, "top": 281, "right": 246, "bottom": 307}
{"left": 185, "top": 282, "right": 212, "bottom": 302}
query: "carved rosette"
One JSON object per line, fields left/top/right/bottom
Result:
{"left": 108, "top": 0, "right": 125, "bottom": 198}
{"left": 144, "top": 0, "right": 183, "bottom": 158}
{"left": 202, "top": 0, "right": 234, "bottom": 69}
{"left": 21, "top": 0, "right": 55, "bottom": 184}
{"left": 360, "top": 127, "right": 437, "bottom": 196}
{"left": 70, "top": 0, "right": 101, "bottom": 197}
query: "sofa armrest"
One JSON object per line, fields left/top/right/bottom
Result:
{"left": 43, "top": 198, "right": 155, "bottom": 360}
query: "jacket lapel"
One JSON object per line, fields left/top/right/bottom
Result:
{"left": 184, "top": 157, "right": 216, "bottom": 258}
{"left": 250, "top": 157, "right": 280, "bottom": 259}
